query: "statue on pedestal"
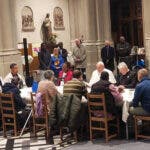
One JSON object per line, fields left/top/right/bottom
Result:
{"left": 42, "top": 13, "right": 52, "bottom": 43}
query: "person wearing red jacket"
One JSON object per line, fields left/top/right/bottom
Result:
{"left": 58, "top": 62, "right": 73, "bottom": 85}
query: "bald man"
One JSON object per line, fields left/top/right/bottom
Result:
{"left": 101, "top": 40, "right": 115, "bottom": 71}
{"left": 89, "top": 61, "right": 116, "bottom": 86}
{"left": 129, "top": 69, "right": 150, "bottom": 115}
{"left": 72, "top": 39, "right": 86, "bottom": 80}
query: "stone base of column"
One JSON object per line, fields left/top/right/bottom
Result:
{"left": 84, "top": 41, "right": 105, "bottom": 81}
{"left": 0, "top": 49, "right": 22, "bottom": 78}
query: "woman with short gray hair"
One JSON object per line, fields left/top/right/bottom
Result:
{"left": 37, "top": 70, "right": 58, "bottom": 112}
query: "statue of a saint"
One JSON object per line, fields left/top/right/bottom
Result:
{"left": 42, "top": 13, "right": 52, "bottom": 43}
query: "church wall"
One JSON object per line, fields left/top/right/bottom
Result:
{"left": 14, "top": 0, "right": 71, "bottom": 51}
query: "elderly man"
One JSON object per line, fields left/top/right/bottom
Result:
{"left": 89, "top": 61, "right": 116, "bottom": 87}
{"left": 4, "top": 63, "right": 25, "bottom": 87}
{"left": 129, "top": 69, "right": 150, "bottom": 115}
{"left": 101, "top": 40, "right": 115, "bottom": 71}
{"left": 72, "top": 39, "right": 86, "bottom": 80}
{"left": 117, "top": 62, "right": 137, "bottom": 88}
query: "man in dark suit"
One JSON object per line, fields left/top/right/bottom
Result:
{"left": 58, "top": 42, "right": 68, "bottom": 62}
{"left": 101, "top": 40, "right": 115, "bottom": 71}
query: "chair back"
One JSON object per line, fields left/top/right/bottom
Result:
{"left": 87, "top": 93, "right": 107, "bottom": 119}
{"left": 31, "top": 92, "right": 48, "bottom": 119}
{"left": 0, "top": 93, "right": 17, "bottom": 137}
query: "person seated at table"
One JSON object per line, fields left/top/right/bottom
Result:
{"left": 129, "top": 68, "right": 150, "bottom": 116}
{"left": 117, "top": 62, "right": 138, "bottom": 88}
{"left": 91, "top": 71, "right": 123, "bottom": 108}
{"left": 4, "top": 63, "right": 25, "bottom": 88}
{"left": 37, "top": 70, "right": 58, "bottom": 112}
{"left": 50, "top": 46, "right": 64, "bottom": 77}
{"left": 89, "top": 61, "right": 116, "bottom": 87}
{"left": 2, "top": 76, "right": 28, "bottom": 128}
{"left": 58, "top": 62, "right": 73, "bottom": 85}
{"left": 63, "top": 70, "right": 87, "bottom": 99}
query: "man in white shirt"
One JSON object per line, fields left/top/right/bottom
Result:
{"left": 89, "top": 61, "right": 116, "bottom": 86}
{"left": 4, "top": 63, "right": 25, "bottom": 87}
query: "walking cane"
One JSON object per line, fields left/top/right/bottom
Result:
{"left": 19, "top": 109, "right": 32, "bottom": 137}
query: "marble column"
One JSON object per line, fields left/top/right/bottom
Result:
{"left": 142, "top": 0, "right": 150, "bottom": 70}
{"left": 0, "top": 0, "right": 22, "bottom": 78}
{"left": 68, "top": 0, "right": 112, "bottom": 81}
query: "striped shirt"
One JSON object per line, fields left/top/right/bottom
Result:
{"left": 63, "top": 78, "right": 86, "bottom": 99}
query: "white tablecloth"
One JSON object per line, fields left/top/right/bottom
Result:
{"left": 122, "top": 89, "right": 135, "bottom": 122}
{"left": 20, "top": 87, "right": 32, "bottom": 102}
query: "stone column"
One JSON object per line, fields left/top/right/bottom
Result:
{"left": 0, "top": 0, "right": 22, "bottom": 78}
{"left": 68, "top": 0, "right": 112, "bottom": 81}
{"left": 142, "top": 0, "right": 150, "bottom": 70}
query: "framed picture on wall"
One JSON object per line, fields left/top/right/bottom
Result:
{"left": 22, "top": 6, "right": 35, "bottom": 32}
{"left": 53, "top": 7, "right": 65, "bottom": 30}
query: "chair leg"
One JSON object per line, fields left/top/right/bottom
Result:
{"left": 3, "top": 123, "right": 7, "bottom": 138}
{"left": 134, "top": 117, "right": 138, "bottom": 140}
{"left": 73, "top": 131, "right": 77, "bottom": 142}
{"left": 90, "top": 121, "right": 93, "bottom": 141}
{"left": 117, "top": 117, "right": 120, "bottom": 137}
{"left": 60, "top": 127, "right": 63, "bottom": 141}
{"left": 105, "top": 122, "right": 109, "bottom": 143}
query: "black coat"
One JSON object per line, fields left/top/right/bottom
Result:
{"left": 2, "top": 83, "right": 26, "bottom": 112}
{"left": 59, "top": 48, "right": 68, "bottom": 62}
{"left": 91, "top": 80, "right": 117, "bottom": 115}
{"left": 38, "top": 50, "right": 51, "bottom": 70}
{"left": 101, "top": 46, "right": 115, "bottom": 71}
{"left": 117, "top": 71, "right": 138, "bottom": 88}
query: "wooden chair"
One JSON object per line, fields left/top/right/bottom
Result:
{"left": 0, "top": 93, "right": 17, "bottom": 137}
{"left": 31, "top": 93, "right": 50, "bottom": 141}
{"left": 87, "top": 93, "right": 119, "bottom": 142}
{"left": 134, "top": 115, "right": 150, "bottom": 140}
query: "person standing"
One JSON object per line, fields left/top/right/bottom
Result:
{"left": 72, "top": 39, "right": 86, "bottom": 80}
{"left": 58, "top": 42, "right": 68, "bottom": 62}
{"left": 101, "top": 40, "right": 115, "bottom": 71}
{"left": 38, "top": 43, "right": 51, "bottom": 70}
{"left": 116, "top": 36, "right": 131, "bottom": 65}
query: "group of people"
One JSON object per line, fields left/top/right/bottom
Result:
{"left": 38, "top": 39, "right": 86, "bottom": 81}
{"left": 0, "top": 36, "right": 150, "bottom": 140}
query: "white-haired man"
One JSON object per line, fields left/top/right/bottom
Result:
{"left": 89, "top": 61, "right": 116, "bottom": 86}
{"left": 72, "top": 39, "right": 86, "bottom": 80}
{"left": 117, "top": 62, "right": 137, "bottom": 88}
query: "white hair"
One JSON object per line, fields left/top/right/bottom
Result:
{"left": 118, "top": 62, "right": 128, "bottom": 69}
{"left": 96, "top": 61, "right": 104, "bottom": 67}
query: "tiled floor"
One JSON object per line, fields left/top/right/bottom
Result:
{"left": 0, "top": 131, "right": 76, "bottom": 150}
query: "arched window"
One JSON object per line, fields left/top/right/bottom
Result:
{"left": 53, "top": 7, "right": 65, "bottom": 30}
{"left": 22, "top": 6, "right": 35, "bottom": 32}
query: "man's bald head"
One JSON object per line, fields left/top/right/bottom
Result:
{"left": 75, "top": 39, "right": 80, "bottom": 46}
{"left": 138, "top": 68, "right": 149, "bottom": 81}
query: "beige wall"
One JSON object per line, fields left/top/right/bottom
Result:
{"left": 142, "top": 0, "right": 150, "bottom": 69}
{"left": 14, "top": 0, "right": 71, "bottom": 51}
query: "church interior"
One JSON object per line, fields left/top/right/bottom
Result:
{"left": 0, "top": 0, "right": 150, "bottom": 149}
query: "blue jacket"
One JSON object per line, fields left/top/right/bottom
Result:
{"left": 50, "top": 55, "right": 64, "bottom": 76}
{"left": 132, "top": 77, "right": 150, "bottom": 113}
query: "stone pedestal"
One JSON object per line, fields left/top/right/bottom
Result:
{"left": 68, "top": 0, "right": 112, "bottom": 81}
{"left": 0, "top": 0, "right": 22, "bottom": 78}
